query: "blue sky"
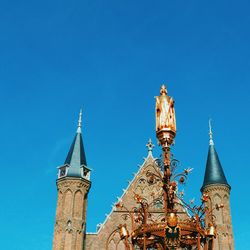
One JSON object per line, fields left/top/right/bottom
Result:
{"left": 0, "top": 0, "right": 249, "bottom": 249}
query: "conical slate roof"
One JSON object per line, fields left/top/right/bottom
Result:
{"left": 201, "top": 121, "right": 230, "bottom": 191}
{"left": 201, "top": 145, "right": 230, "bottom": 191}
{"left": 64, "top": 110, "right": 87, "bottom": 177}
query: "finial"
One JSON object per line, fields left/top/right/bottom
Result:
{"left": 77, "top": 109, "right": 82, "bottom": 133}
{"left": 146, "top": 138, "right": 155, "bottom": 154}
{"left": 209, "top": 119, "right": 214, "bottom": 146}
{"left": 160, "top": 85, "right": 168, "bottom": 95}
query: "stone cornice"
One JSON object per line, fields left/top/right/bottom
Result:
{"left": 57, "top": 177, "right": 91, "bottom": 192}
{"left": 202, "top": 184, "right": 230, "bottom": 194}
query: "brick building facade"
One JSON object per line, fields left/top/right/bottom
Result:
{"left": 52, "top": 110, "right": 234, "bottom": 250}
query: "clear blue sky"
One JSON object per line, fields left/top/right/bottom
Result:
{"left": 0, "top": 0, "right": 249, "bottom": 249}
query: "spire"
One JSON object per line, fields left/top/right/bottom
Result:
{"left": 209, "top": 119, "right": 214, "bottom": 146}
{"left": 201, "top": 122, "right": 230, "bottom": 191}
{"left": 63, "top": 110, "right": 87, "bottom": 178}
{"left": 77, "top": 109, "right": 82, "bottom": 134}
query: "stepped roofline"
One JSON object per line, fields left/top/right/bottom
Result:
{"left": 88, "top": 139, "right": 155, "bottom": 234}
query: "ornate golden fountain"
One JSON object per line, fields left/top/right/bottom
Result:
{"left": 110, "top": 85, "right": 222, "bottom": 250}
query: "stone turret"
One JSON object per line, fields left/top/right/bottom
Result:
{"left": 52, "top": 110, "right": 91, "bottom": 250}
{"left": 201, "top": 121, "right": 234, "bottom": 250}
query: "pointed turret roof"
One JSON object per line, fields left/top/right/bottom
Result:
{"left": 64, "top": 109, "right": 87, "bottom": 177}
{"left": 201, "top": 120, "right": 230, "bottom": 191}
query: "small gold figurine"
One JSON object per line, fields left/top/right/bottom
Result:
{"left": 155, "top": 85, "right": 176, "bottom": 147}
{"left": 156, "top": 85, "right": 176, "bottom": 133}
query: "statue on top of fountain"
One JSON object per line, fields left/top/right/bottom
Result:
{"left": 155, "top": 85, "right": 176, "bottom": 134}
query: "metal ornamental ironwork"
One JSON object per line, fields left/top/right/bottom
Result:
{"left": 108, "top": 85, "right": 223, "bottom": 250}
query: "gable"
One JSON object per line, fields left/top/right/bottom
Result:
{"left": 86, "top": 151, "right": 190, "bottom": 250}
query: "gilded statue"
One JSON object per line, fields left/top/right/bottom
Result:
{"left": 155, "top": 85, "right": 176, "bottom": 133}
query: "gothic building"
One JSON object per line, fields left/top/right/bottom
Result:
{"left": 52, "top": 95, "right": 234, "bottom": 250}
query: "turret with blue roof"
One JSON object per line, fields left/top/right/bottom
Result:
{"left": 200, "top": 120, "right": 234, "bottom": 249}
{"left": 57, "top": 109, "right": 91, "bottom": 180}
{"left": 201, "top": 119, "right": 230, "bottom": 191}
{"left": 53, "top": 110, "right": 91, "bottom": 250}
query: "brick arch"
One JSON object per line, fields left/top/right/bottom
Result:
{"left": 73, "top": 190, "right": 83, "bottom": 218}
{"left": 223, "top": 194, "right": 230, "bottom": 224}
{"left": 53, "top": 229, "right": 61, "bottom": 250}
{"left": 213, "top": 192, "right": 221, "bottom": 200}
{"left": 56, "top": 191, "right": 63, "bottom": 218}
{"left": 116, "top": 239, "right": 126, "bottom": 250}
{"left": 206, "top": 194, "right": 213, "bottom": 211}
{"left": 223, "top": 194, "right": 229, "bottom": 202}
{"left": 108, "top": 239, "right": 116, "bottom": 250}
{"left": 64, "top": 189, "right": 73, "bottom": 216}
{"left": 75, "top": 231, "right": 83, "bottom": 250}
{"left": 64, "top": 231, "right": 72, "bottom": 250}
{"left": 213, "top": 193, "right": 223, "bottom": 225}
